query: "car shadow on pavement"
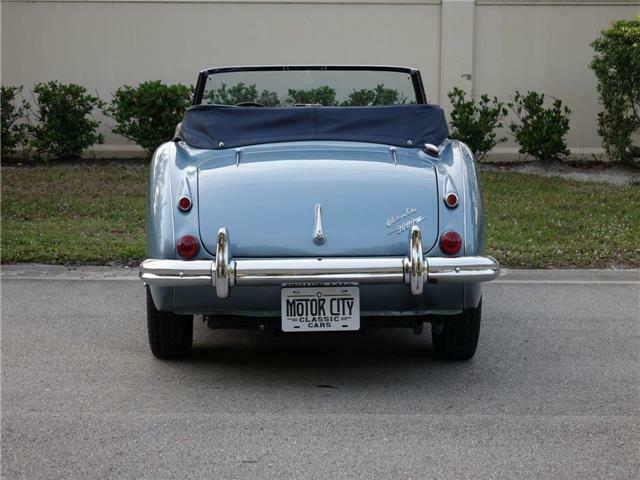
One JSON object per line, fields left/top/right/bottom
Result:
{"left": 142, "top": 320, "right": 497, "bottom": 403}
{"left": 161, "top": 324, "right": 480, "bottom": 389}
{"left": 193, "top": 324, "right": 434, "bottom": 362}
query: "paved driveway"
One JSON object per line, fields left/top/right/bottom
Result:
{"left": 1, "top": 267, "right": 638, "bottom": 479}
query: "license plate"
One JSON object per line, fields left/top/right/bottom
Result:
{"left": 281, "top": 286, "right": 360, "bottom": 332}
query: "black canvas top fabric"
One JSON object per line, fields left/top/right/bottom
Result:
{"left": 174, "top": 104, "right": 449, "bottom": 149}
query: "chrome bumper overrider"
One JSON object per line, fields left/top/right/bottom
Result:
{"left": 140, "top": 226, "right": 500, "bottom": 298}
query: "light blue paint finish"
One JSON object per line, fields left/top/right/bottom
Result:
{"left": 147, "top": 138, "right": 486, "bottom": 314}
{"left": 146, "top": 143, "right": 178, "bottom": 309}
{"left": 197, "top": 145, "right": 440, "bottom": 257}
{"left": 146, "top": 143, "right": 176, "bottom": 260}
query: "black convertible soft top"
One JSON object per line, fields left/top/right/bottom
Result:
{"left": 174, "top": 104, "right": 449, "bottom": 150}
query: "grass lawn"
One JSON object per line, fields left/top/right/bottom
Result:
{"left": 1, "top": 164, "right": 147, "bottom": 265}
{"left": 482, "top": 171, "right": 639, "bottom": 268}
{"left": 1, "top": 164, "right": 639, "bottom": 268}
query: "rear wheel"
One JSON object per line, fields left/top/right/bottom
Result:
{"left": 431, "top": 300, "right": 482, "bottom": 361}
{"left": 146, "top": 287, "right": 193, "bottom": 359}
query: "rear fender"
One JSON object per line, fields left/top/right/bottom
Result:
{"left": 434, "top": 140, "right": 484, "bottom": 309}
{"left": 147, "top": 142, "right": 222, "bottom": 309}
{"left": 146, "top": 143, "right": 178, "bottom": 310}
{"left": 147, "top": 142, "right": 176, "bottom": 260}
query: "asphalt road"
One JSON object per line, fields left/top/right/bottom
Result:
{"left": 1, "top": 267, "right": 638, "bottom": 480}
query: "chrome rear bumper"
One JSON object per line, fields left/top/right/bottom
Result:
{"left": 140, "top": 226, "right": 500, "bottom": 298}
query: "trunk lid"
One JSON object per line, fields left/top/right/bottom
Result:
{"left": 197, "top": 144, "right": 439, "bottom": 257}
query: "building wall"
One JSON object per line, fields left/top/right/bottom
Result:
{"left": 475, "top": 2, "right": 639, "bottom": 156}
{"left": 1, "top": 0, "right": 639, "bottom": 157}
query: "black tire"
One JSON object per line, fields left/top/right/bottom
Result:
{"left": 432, "top": 300, "right": 482, "bottom": 361}
{"left": 146, "top": 287, "right": 193, "bottom": 359}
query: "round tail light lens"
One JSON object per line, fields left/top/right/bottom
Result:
{"left": 444, "top": 192, "right": 459, "bottom": 208}
{"left": 178, "top": 196, "right": 192, "bottom": 212}
{"left": 440, "top": 231, "right": 462, "bottom": 255}
{"left": 177, "top": 235, "right": 199, "bottom": 259}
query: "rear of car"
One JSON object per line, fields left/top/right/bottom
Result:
{"left": 140, "top": 65, "right": 499, "bottom": 361}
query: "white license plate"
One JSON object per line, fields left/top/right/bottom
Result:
{"left": 281, "top": 286, "right": 360, "bottom": 332}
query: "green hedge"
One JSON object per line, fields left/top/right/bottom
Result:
{"left": 509, "top": 91, "right": 571, "bottom": 162}
{"left": 590, "top": 16, "right": 640, "bottom": 165}
{"left": 447, "top": 87, "right": 508, "bottom": 162}
{"left": 25, "top": 70, "right": 640, "bottom": 165}
{"left": 28, "top": 81, "right": 104, "bottom": 159}
{"left": 106, "top": 80, "right": 192, "bottom": 155}
{"left": 1, "top": 86, "right": 29, "bottom": 157}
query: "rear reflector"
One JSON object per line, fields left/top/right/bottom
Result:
{"left": 177, "top": 235, "right": 199, "bottom": 259}
{"left": 440, "top": 231, "right": 462, "bottom": 255}
{"left": 178, "top": 196, "right": 192, "bottom": 212}
{"left": 444, "top": 192, "right": 459, "bottom": 208}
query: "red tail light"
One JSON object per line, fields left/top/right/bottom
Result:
{"left": 440, "top": 231, "right": 462, "bottom": 255}
{"left": 177, "top": 235, "right": 199, "bottom": 259}
{"left": 178, "top": 196, "right": 192, "bottom": 212}
{"left": 444, "top": 192, "right": 459, "bottom": 208}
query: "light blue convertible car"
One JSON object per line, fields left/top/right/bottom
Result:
{"left": 139, "top": 65, "right": 500, "bottom": 360}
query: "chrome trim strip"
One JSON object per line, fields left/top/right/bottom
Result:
{"left": 140, "top": 259, "right": 213, "bottom": 277}
{"left": 235, "top": 257, "right": 404, "bottom": 285}
{"left": 140, "top": 273, "right": 213, "bottom": 287}
{"left": 139, "top": 227, "right": 501, "bottom": 294}
{"left": 139, "top": 259, "right": 213, "bottom": 287}
{"left": 425, "top": 256, "right": 500, "bottom": 283}
{"left": 389, "top": 146, "right": 398, "bottom": 166}
{"left": 313, "top": 203, "right": 326, "bottom": 245}
{"left": 422, "top": 143, "right": 439, "bottom": 157}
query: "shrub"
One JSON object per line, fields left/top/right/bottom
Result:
{"left": 107, "top": 81, "right": 192, "bottom": 155}
{"left": 342, "top": 85, "right": 408, "bottom": 106}
{"left": 28, "top": 81, "right": 103, "bottom": 159}
{"left": 590, "top": 16, "right": 640, "bottom": 165}
{"left": 207, "top": 82, "right": 258, "bottom": 105}
{"left": 206, "top": 84, "right": 407, "bottom": 107}
{"left": 509, "top": 91, "right": 571, "bottom": 161}
{"left": 287, "top": 86, "right": 337, "bottom": 106}
{"left": 447, "top": 87, "right": 509, "bottom": 162}
{"left": 1, "top": 85, "right": 29, "bottom": 157}
{"left": 206, "top": 83, "right": 280, "bottom": 107}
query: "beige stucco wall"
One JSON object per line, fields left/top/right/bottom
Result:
{"left": 0, "top": 1, "right": 442, "bottom": 154}
{"left": 1, "top": 0, "right": 639, "bottom": 157}
{"left": 474, "top": 2, "right": 640, "bottom": 155}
